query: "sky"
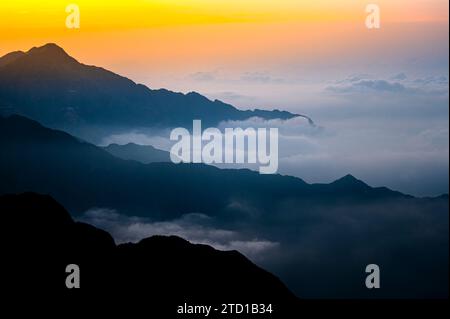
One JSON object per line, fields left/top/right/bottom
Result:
{"left": 1, "top": 0, "right": 448, "bottom": 81}
{"left": 1, "top": 0, "right": 449, "bottom": 195}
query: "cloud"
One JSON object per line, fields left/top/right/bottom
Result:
{"left": 326, "top": 74, "right": 448, "bottom": 95}
{"left": 190, "top": 71, "right": 217, "bottom": 82}
{"left": 240, "top": 72, "right": 285, "bottom": 84}
{"left": 327, "top": 79, "right": 406, "bottom": 93}
{"left": 96, "top": 69, "right": 448, "bottom": 197}
{"left": 413, "top": 75, "right": 449, "bottom": 87}
{"left": 100, "top": 130, "right": 173, "bottom": 150}
{"left": 79, "top": 208, "right": 279, "bottom": 261}
{"left": 211, "top": 240, "right": 278, "bottom": 256}
{"left": 98, "top": 106, "right": 448, "bottom": 197}
{"left": 218, "top": 116, "right": 322, "bottom": 137}
{"left": 78, "top": 195, "right": 449, "bottom": 298}
{"left": 334, "top": 74, "right": 372, "bottom": 84}
{"left": 217, "top": 111, "right": 448, "bottom": 197}
{"left": 390, "top": 73, "right": 407, "bottom": 81}
{"left": 215, "top": 116, "right": 325, "bottom": 162}
{"left": 262, "top": 197, "right": 449, "bottom": 298}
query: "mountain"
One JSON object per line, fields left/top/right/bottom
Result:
{"left": 2, "top": 192, "right": 297, "bottom": 315}
{"left": 1, "top": 115, "right": 448, "bottom": 299}
{"left": 0, "top": 43, "right": 298, "bottom": 129}
{"left": 0, "top": 51, "right": 25, "bottom": 68}
{"left": 103, "top": 143, "right": 172, "bottom": 163}
{"left": 0, "top": 114, "right": 408, "bottom": 219}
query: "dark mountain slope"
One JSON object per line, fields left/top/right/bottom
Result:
{"left": 103, "top": 142, "right": 172, "bottom": 163}
{"left": 0, "top": 43, "right": 298, "bottom": 128}
{"left": 0, "top": 115, "right": 409, "bottom": 219}
{"left": 1, "top": 115, "right": 448, "bottom": 300}
{"left": 0, "top": 51, "right": 25, "bottom": 68}
{"left": 2, "top": 192, "right": 297, "bottom": 316}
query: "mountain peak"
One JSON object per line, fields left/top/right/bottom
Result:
{"left": 332, "top": 174, "right": 369, "bottom": 188}
{"left": 26, "top": 43, "right": 76, "bottom": 63}
{"left": 339, "top": 174, "right": 358, "bottom": 181}
{"left": 0, "top": 44, "right": 300, "bottom": 128}
{"left": 28, "top": 43, "right": 65, "bottom": 53}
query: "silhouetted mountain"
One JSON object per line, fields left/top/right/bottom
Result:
{"left": 2, "top": 192, "right": 297, "bottom": 316}
{"left": 0, "top": 114, "right": 409, "bottom": 219}
{"left": 0, "top": 43, "right": 298, "bottom": 129}
{"left": 0, "top": 51, "right": 25, "bottom": 68}
{"left": 1, "top": 115, "right": 448, "bottom": 300}
{"left": 103, "top": 142, "right": 172, "bottom": 163}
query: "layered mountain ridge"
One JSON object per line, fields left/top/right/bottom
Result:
{"left": 0, "top": 114, "right": 412, "bottom": 219}
{"left": 0, "top": 43, "right": 298, "bottom": 129}
{"left": 2, "top": 192, "right": 297, "bottom": 316}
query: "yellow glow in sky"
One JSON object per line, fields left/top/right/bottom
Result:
{"left": 0, "top": 0, "right": 448, "bottom": 86}
{"left": 1, "top": 0, "right": 447, "bottom": 31}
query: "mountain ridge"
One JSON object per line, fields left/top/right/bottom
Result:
{"left": 0, "top": 114, "right": 422, "bottom": 220}
{"left": 103, "top": 142, "right": 172, "bottom": 163}
{"left": 0, "top": 43, "right": 299, "bottom": 130}
{"left": 1, "top": 114, "right": 448, "bottom": 299}
{"left": 0, "top": 114, "right": 410, "bottom": 193}
{"left": 2, "top": 192, "right": 297, "bottom": 315}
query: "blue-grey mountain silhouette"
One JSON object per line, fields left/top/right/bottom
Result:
{"left": 103, "top": 142, "right": 172, "bottom": 163}
{"left": 1, "top": 115, "right": 448, "bottom": 299}
{"left": 2, "top": 192, "right": 297, "bottom": 316}
{"left": 0, "top": 114, "right": 411, "bottom": 219}
{"left": 0, "top": 43, "right": 298, "bottom": 130}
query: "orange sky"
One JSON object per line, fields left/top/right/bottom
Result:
{"left": 1, "top": 0, "right": 448, "bottom": 88}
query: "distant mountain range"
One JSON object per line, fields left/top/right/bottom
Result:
{"left": 0, "top": 43, "right": 447, "bottom": 299}
{"left": 1, "top": 114, "right": 448, "bottom": 298}
{"left": 0, "top": 43, "right": 298, "bottom": 129}
{"left": 0, "top": 114, "right": 412, "bottom": 219}
{"left": 103, "top": 143, "right": 172, "bottom": 163}
{"left": 2, "top": 192, "right": 297, "bottom": 315}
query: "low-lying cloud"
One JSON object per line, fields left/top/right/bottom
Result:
{"left": 326, "top": 74, "right": 448, "bottom": 95}
{"left": 80, "top": 208, "right": 279, "bottom": 261}
{"left": 78, "top": 195, "right": 449, "bottom": 299}
{"left": 327, "top": 79, "right": 406, "bottom": 93}
{"left": 96, "top": 72, "right": 448, "bottom": 196}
